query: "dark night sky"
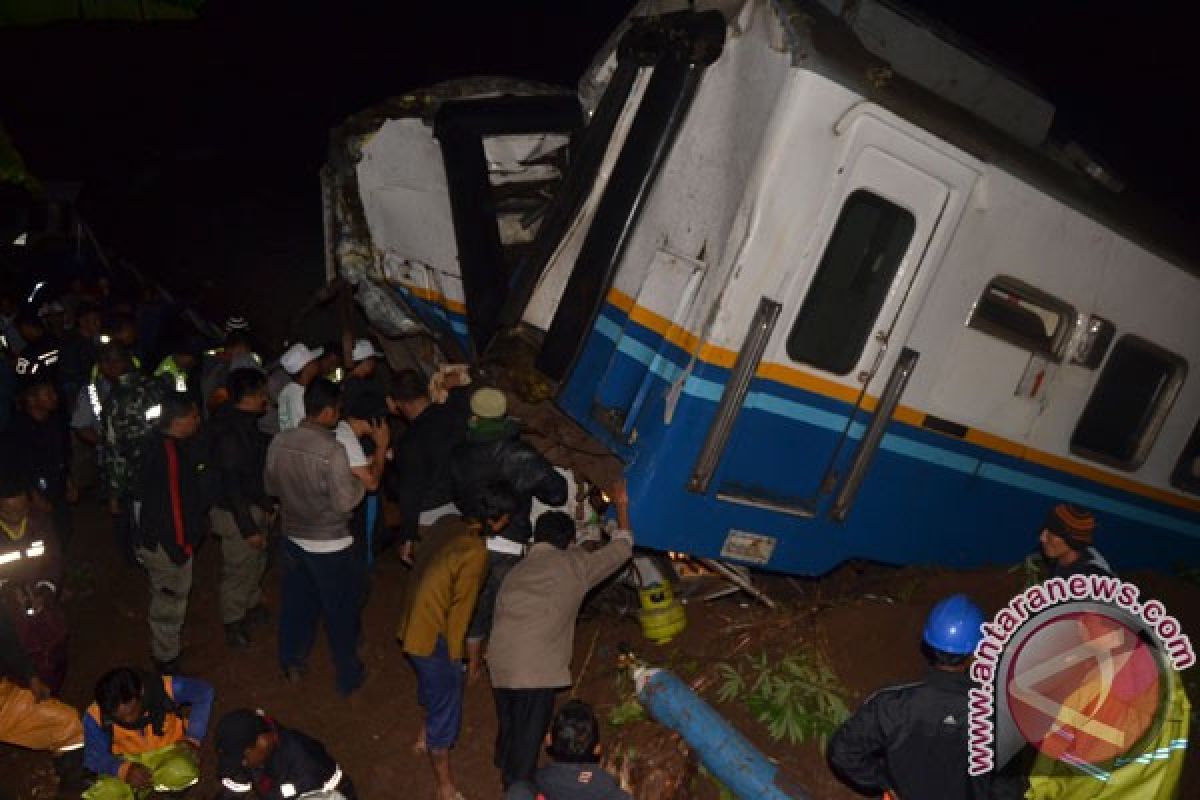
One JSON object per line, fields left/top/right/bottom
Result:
{"left": 2, "top": 0, "right": 1196, "bottom": 321}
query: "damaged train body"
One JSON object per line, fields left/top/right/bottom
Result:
{"left": 325, "top": 0, "right": 1200, "bottom": 574}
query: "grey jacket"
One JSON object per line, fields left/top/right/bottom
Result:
{"left": 488, "top": 533, "right": 632, "bottom": 689}
{"left": 264, "top": 420, "right": 364, "bottom": 541}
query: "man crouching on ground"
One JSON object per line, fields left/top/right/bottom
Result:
{"left": 396, "top": 480, "right": 519, "bottom": 800}
{"left": 82, "top": 667, "right": 214, "bottom": 800}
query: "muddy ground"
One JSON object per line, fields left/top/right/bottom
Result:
{"left": 3, "top": 495, "right": 1198, "bottom": 799}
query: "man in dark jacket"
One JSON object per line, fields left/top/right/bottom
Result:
{"left": 215, "top": 708, "right": 356, "bottom": 800}
{"left": 340, "top": 338, "right": 384, "bottom": 420}
{"left": 505, "top": 700, "right": 631, "bottom": 800}
{"left": 385, "top": 369, "right": 471, "bottom": 561}
{"left": 6, "top": 375, "right": 75, "bottom": 546}
{"left": 1038, "top": 503, "right": 1114, "bottom": 579}
{"left": 134, "top": 393, "right": 214, "bottom": 674}
{"left": 209, "top": 368, "right": 273, "bottom": 648}
{"left": 56, "top": 301, "right": 102, "bottom": 409}
{"left": 449, "top": 387, "right": 567, "bottom": 680}
{"left": 13, "top": 310, "right": 63, "bottom": 390}
{"left": 828, "top": 594, "right": 1022, "bottom": 800}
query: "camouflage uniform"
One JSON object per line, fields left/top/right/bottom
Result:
{"left": 99, "top": 372, "right": 164, "bottom": 502}
{"left": 100, "top": 372, "right": 164, "bottom": 565}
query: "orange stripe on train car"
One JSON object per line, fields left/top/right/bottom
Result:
{"left": 602, "top": 290, "right": 1200, "bottom": 515}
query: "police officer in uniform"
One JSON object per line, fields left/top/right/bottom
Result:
{"left": 828, "top": 594, "right": 1023, "bottom": 800}
{"left": 216, "top": 708, "right": 355, "bottom": 800}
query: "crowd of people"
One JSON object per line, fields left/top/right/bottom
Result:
{"left": 1, "top": 282, "right": 1153, "bottom": 800}
{"left": 2, "top": 290, "right": 636, "bottom": 800}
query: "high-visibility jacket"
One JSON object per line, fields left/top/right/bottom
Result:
{"left": 83, "top": 675, "right": 213, "bottom": 780}
{"left": 1026, "top": 669, "right": 1190, "bottom": 800}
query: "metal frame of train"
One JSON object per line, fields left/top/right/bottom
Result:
{"left": 327, "top": 0, "right": 1200, "bottom": 575}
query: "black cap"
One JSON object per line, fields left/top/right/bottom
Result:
{"left": 215, "top": 709, "right": 269, "bottom": 777}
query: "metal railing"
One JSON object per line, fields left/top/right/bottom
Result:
{"left": 831, "top": 347, "right": 920, "bottom": 521}
{"left": 688, "top": 296, "right": 781, "bottom": 493}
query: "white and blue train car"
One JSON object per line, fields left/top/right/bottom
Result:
{"left": 331, "top": 0, "right": 1200, "bottom": 574}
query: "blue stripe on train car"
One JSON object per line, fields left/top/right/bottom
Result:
{"left": 558, "top": 303, "right": 1200, "bottom": 575}
{"left": 391, "top": 287, "right": 472, "bottom": 353}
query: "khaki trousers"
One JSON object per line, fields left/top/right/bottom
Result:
{"left": 209, "top": 507, "right": 269, "bottom": 624}
{"left": 137, "top": 545, "right": 192, "bottom": 662}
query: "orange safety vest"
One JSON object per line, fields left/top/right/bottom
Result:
{"left": 85, "top": 675, "right": 186, "bottom": 757}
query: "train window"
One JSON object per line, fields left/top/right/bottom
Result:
{"left": 1170, "top": 420, "right": 1200, "bottom": 494}
{"left": 786, "top": 190, "right": 915, "bottom": 375}
{"left": 967, "top": 276, "right": 1074, "bottom": 359}
{"left": 1070, "top": 335, "right": 1187, "bottom": 470}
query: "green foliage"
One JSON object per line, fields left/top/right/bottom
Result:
{"left": 608, "top": 664, "right": 646, "bottom": 727}
{"left": 715, "top": 650, "right": 850, "bottom": 749}
{"left": 609, "top": 698, "right": 648, "bottom": 727}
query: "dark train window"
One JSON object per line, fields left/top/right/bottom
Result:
{"left": 786, "top": 190, "right": 915, "bottom": 375}
{"left": 1171, "top": 420, "right": 1200, "bottom": 494}
{"left": 1071, "top": 336, "right": 1187, "bottom": 470}
{"left": 967, "top": 276, "right": 1075, "bottom": 359}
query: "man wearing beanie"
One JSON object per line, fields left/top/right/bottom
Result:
{"left": 215, "top": 708, "right": 355, "bottom": 800}
{"left": 1039, "top": 503, "right": 1114, "bottom": 578}
{"left": 449, "top": 387, "right": 567, "bottom": 682}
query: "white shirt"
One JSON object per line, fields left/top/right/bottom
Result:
{"left": 289, "top": 535, "right": 354, "bottom": 553}
{"left": 334, "top": 421, "right": 368, "bottom": 468}
{"left": 277, "top": 382, "right": 305, "bottom": 431}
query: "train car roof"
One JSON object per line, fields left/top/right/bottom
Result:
{"left": 772, "top": 0, "right": 1199, "bottom": 277}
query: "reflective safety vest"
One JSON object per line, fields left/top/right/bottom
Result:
{"left": 85, "top": 676, "right": 186, "bottom": 758}
{"left": 0, "top": 527, "right": 45, "bottom": 561}
{"left": 154, "top": 356, "right": 190, "bottom": 393}
{"left": 87, "top": 382, "right": 103, "bottom": 420}
{"left": 1026, "top": 668, "right": 1190, "bottom": 800}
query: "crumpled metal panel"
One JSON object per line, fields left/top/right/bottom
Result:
{"left": 354, "top": 279, "right": 426, "bottom": 338}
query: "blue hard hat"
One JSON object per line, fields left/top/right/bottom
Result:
{"left": 922, "top": 594, "right": 985, "bottom": 655}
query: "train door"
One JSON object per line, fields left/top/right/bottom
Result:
{"left": 696, "top": 111, "right": 979, "bottom": 518}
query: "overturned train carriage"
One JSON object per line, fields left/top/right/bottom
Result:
{"left": 326, "top": 0, "right": 1200, "bottom": 574}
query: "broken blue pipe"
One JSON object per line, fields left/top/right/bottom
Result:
{"left": 635, "top": 667, "right": 808, "bottom": 800}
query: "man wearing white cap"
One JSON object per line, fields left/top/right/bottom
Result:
{"left": 340, "top": 339, "right": 383, "bottom": 418}
{"left": 277, "top": 344, "right": 324, "bottom": 432}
